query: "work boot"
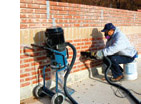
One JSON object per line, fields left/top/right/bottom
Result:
{"left": 110, "top": 75, "right": 124, "bottom": 82}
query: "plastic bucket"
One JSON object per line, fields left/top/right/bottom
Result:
{"left": 124, "top": 60, "right": 138, "bottom": 80}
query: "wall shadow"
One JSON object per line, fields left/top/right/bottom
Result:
{"left": 80, "top": 28, "right": 107, "bottom": 83}
{"left": 23, "top": 30, "right": 53, "bottom": 104}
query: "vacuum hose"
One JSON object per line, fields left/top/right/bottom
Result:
{"left": 64, "top": 42, "right": 78, "bottom": 104}
{"left": 104, "top": 57, "right": 141, "bottom": 104}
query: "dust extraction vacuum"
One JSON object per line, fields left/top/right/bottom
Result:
{"left": 31, "top": 27, "right": 78, "bottom": 104}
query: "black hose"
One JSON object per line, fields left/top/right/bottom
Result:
{"left": 64, "top": 42, "right": 78, "bottom": 104}
{"left": 104, "top": 57, "right": 141, "bottom": 104}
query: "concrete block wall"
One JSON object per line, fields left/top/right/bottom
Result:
{"left": 20, "top": 0, "right": 141, "bottom": 100}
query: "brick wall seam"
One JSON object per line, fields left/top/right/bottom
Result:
{"left": 46, "top": 1, "right": 50, "bottom": 19}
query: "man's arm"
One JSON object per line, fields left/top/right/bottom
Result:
{"left": 102, "top": 33, "right": 127, "bottom": 56}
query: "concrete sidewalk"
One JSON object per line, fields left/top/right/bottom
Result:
{"left": 21, "top": 58, "right": 141, "bottom": 104}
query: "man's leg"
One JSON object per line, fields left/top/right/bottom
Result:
{"left": 103, "top": 55, "right": 134, "bottom": 78}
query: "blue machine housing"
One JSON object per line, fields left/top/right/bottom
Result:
{"left": 50, "top": 49, "right": 68, "bottom": 72}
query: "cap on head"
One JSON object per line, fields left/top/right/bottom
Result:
{"left": 101, "top": 23, "right": 116, "bottom": 32}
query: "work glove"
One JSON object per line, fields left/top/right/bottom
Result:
{"left": 95, "top": 50, "right": 104, "bottom": 60}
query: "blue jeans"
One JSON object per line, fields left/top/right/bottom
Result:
{"left": 103, "top": 55, "right": 135, "bottom": 78}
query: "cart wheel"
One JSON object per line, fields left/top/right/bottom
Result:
{"left": 33, "top": 84, "right": 46, "bottom": 98}
{"left": 51, "top": 93, "right": 65, "bottom": 104}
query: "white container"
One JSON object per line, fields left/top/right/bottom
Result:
{"left": 124, "top": 60, "right": 138, "bottom": 80}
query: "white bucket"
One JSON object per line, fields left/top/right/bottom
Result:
{"left": 124, "top": 60, "right": 138, "bottom": 80}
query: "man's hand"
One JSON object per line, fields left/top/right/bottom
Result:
{"left": 95, "top": 50, "right": 104, "bottom": 59}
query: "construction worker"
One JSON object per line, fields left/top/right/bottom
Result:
{"left": 93, "top": 23, "right": 137, "bottom": 82}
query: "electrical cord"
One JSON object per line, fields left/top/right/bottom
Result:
{"left": 110, "top": 80, "right": 141, "bottom": 99}
{"left": 129, "top": 89, "right": 141, "bottom": 95}
{"left": 111, "top": 86, "right": 127, "bottom": 98}
{"left": 104, "top": 57, "right": 141, "bottom": 104}
{"left": 111, "top": 85, "right": 141, "bottom": 99}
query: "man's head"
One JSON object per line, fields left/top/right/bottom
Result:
{"left": 101, "top": 23, "right": 116, "bottom": 39}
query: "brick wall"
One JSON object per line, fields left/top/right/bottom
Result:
{"left": 20, "top": 0, "right": 141, "bottom": 29}
{"left": 20, "top": 0, "right": 141, "bottom": 100}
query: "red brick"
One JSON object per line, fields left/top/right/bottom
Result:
{"left": 59, "top": 11, "right": 68, "bottom": 15}
{"left": 34, "top": 0, "right": 46, "bottom": 4}
{"left": 82, "top": 39, "right": 88, "bottom": 41}
{"left": 20, "top": 24, "right": 28, "bottom": 29}
{"left": 73, "top": 39, "right": 81, "bottom": 42}
{"left": 50, "top": 6, "right": 64, "bottom": 11}
{"left": 29, "top": 24, "right": 41, "bottom": 28}
{"left": 40, "top": 14, "right": 46, "bottom": 18}
{"left": 20, "top": 64, "right": 30, "bottom": 68}
{"left": 20, "top": 14, "right": 27, "bottom": 18}
{"left": 20, "top": 73, "right": 30, "bottom": 78}
{"left": 77, "top": 43, "right": 84, "bottom": 46}
{"left": 68, "top": 3, "right": 78, "bottom": 7}
{"left": 58, "top": 2, "right": 68, "bottom": 7}
{"left": 20, "top": 3, "right": 26, "bottom": 8}
{"left": 35, "top": 9, "right": 46, "bottom": 14}
{"left": 66, "top": 40, "right": 73, "bottom": 43}
{"left": 50, "top": 1, "right": 58, "bottom": 6}
{"left": 26, "top": 0, "right": 33, "bottom": 3}
{"left": 20, "top": 70, "right": 23, "bottom": 74}
{"left": 32, "top": 70, "right": 42, "bottom": 75}
{"left": 72, "top": 69, "right": 80, "bottom": 73}
{"left": 81, "top": 46, "right": 89, "bottom": 49}
{"left": 20, "top": 55, "right": 29, "bottom": 59}
{"left": 74, "top": 24, "right": 80, "bottom": 27}
{"left": 20, "top": 8, "right": 34, "bottom": 13}
{"left": 81, "top": 67, "right": 87, "bottom": 71}
{"left": 64, "top": 15, "right": 72, "bottom": 19}
{"left": 32, "top": 71, "right": 38, "bottom": 75}
{"left": 32, "top": 80, "right": 38, "bottom": 84}
{"left": 28, "top": 14, "right": 40, "bottom": 18}
{"left": 85, "top": 42, "right": 92, "bottom": 45}
{"left": 32, "top": 76, "right": 37, "bottom": 80}
{"left": 76, "top": 46, "right": 81, "bottom": 50}
{"left": 27, "top": 4, "right": 40, "bottom": 9}
{"left": 32, "top": 79, "right": 42, "bottom": 84}
{"left": 40, "top": 5, "right": 46, "bottom": 9}
{"left": 25, "top": 67, "right": 35, "bottom": 72}
{"left": 20, "top": 0, "right": 26, "bottom": 3}
{"left": 20, "top": 60, "right": 23, "bottom": 64}
{"left": 25, "top": 77, "right": 32, "bottom": 81}
{"left": 24, "top": 48, "right": 34, "bottom": 53}
{"left": 20, "top": 82, "right": 30, "bottom": 87}
{"left": 24, "top": 58, "right": 34, "bottom": 63}
{"left": 68, "top": 11, "right": 77, "bottom": 15}
{"left": 53, "top": 15, "right": 63, "bottom": 19}
{"left": 31, "top": 62, "right": 40, "bottom": 66}
{"left": 25, "top": 76, "right": 37, "bottom": 81}
{"left": 36, "top": 56, "right": 47, "bottom": 61}
{"left": 50, "top": 10, "right": 58, "bottom": 14}
{"left": 20, "top": 79, "right": 24, "bottom": 83}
